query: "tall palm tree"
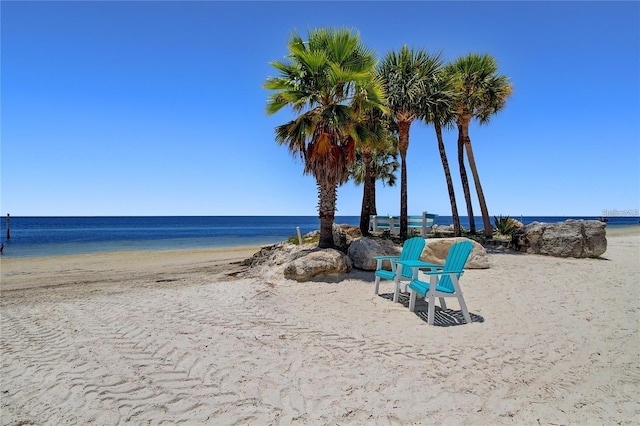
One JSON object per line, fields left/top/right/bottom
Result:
{"left": 446, "top": 53, "right": 513, "bottom": 238}
{"left": 456, "top": 122, "right": 476, "bottom": 233}
{"left": 264, "top": 28, "right": 386, "bottom": 248}
{"left": 418, "top": 69, "right": 462, "bottom": 236}
{"left": 350, "top": 127, "right": 399, "bottom": 235}
{"left": 379, "top": 46, "right": 442, "bottom": 238}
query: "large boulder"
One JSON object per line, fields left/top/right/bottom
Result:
{"left": 347, "top": 237, "right": 402, "bottom": 270}
{"left": 284, "top": 248, "right": 352, "bottom": 281}
{"left": 513, "top": 219, "right": 606, "bottom": 258}
{"left": 421, "top": 237, "right": 489, "bottom": 269}
{"left": 244, "top": 242, "right": 354, "bottom": 282}
{"left": 243, "top": 242, "right": 303, "bottom": 281}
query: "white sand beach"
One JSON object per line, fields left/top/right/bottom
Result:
{"left": 1, "top": 229, "right": 639, "bottom": 424}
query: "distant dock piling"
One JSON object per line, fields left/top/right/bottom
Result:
{"left": 6, "top": 214, "right": 10, "bottom": 240}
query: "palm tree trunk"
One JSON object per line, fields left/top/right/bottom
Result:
{"left": 318, "top": 181, "right": 337, "bottom": 248}
{"left": 398, "top": 121, "right": 410, "bottom": 239}
{"left": 359, "top": 148, "right": 374, "bottom": 236}
{"left": 462, "top": 132, "right": 492, "bottom": 238}
{"left": 457, "top": 123, "right": 475, "bottom": 233}
{"left": 369, "top": 175, "right": 377, "bottom": 216}
{"left": 435, "top": 122, "right": 461, "bottom": 236}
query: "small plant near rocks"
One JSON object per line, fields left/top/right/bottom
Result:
{"left": 287, "top": 232, "right": 319, "bottom": 245}
{"left": 494, "top": 215, "right": 517, "bottom": 237}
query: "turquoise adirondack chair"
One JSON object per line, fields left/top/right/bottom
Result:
{"left": 400, "top": 240, "right": 474, "bottom": 326}
{"left": 372, "top": 237, "right": 426, "bottom": 299}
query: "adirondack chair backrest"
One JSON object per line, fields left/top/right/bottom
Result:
{"left": 438, "top": 241, "right": 473, "bottom": 292}
{"left": 398, "top": 237, "right": 426, "bottom": 279}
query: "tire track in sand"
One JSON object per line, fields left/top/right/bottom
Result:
{"left": 2, "top": 281, "right": 450, "bottom": 425}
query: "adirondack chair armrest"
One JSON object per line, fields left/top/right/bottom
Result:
{"left": 373, "top": 255, "right": 400, "bottom": 271}
{"left": 397, "top": 260, "right": 441, "bottom": 269}
{"left": 422, "top": 269, "right": 464, "bottom": 276}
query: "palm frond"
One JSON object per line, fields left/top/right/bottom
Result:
{"left": 444, "top": 53, "right": 513, "bottom": 123}
{"left": 265, "top": 27, "right": 387, "bottom": 188}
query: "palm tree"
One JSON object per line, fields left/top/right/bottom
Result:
{"left": 378, "top": 46, "right": 442, "bottom": 238}
{"left": 446, "top": 53, "right": 513, "bottom": 238}
{"left": 264, "top": 28, "right": 386, "bottom": 248}
{"left": 456, "top": 122, "right": 476, "bottom": 233}
{"left": 418, "top": 69, "right": 462, "bottom": 236}
{"left": 350, "top": 126, "right": 399, "bottom": 235}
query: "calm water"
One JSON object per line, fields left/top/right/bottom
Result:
{"left": 0, "top": 215, "right": 637, "bottom": 258}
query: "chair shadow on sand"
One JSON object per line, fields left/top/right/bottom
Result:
{"left": 379, "top": 292, "right": 485, "bottom": 327}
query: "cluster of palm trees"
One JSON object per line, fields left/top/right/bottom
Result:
{"left": 264, "top": 28, "right": 512, "bottom": 248}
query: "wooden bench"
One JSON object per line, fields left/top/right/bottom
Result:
{"left": 369, "top": 212, "right": 437, "bottom": 237}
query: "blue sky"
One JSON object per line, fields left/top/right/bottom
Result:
{"left": 1, "top": 1, "right": 638, "bottom": 217}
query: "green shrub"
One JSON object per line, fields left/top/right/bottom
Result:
{"left": 287, "top": 233, "right": 319, "bottom": 245}
{"left": 494, "top": 215, "right": 516, "bottom": 235}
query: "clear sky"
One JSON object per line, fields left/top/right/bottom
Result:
{"left": 1, "top": 1, "right": 639, "bottom": 217}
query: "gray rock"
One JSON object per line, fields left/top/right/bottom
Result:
{"left": 243, "top": 242, "right": 310, "bottom": 281}
{"left": 245, "top": 242, "right": 299, "bottom": 268}
{"left": 347, "top": 237, "right": 402, "bottom": 270}
{"left": 514, "top": 219, "right": 606, "bottom": 258}
{"left": 284, "top": 248, "right": 352, "bottom": 281}
{"left": 332, "top": 223, "right": 362, "bottom": 253}
{"left": 432, "top": 224, "right": 469, "bottom": 235}
{"left": 582, "top": 220, "right": 608, "bottom": 257}
{"left": 432, "top": 224, "right": 455, "bottom": 234}
{"left": 421, "top": 237, "right": 489, "bottom": 269}
{"left": 509, "top": 218, "right": 525, "bottom": 229}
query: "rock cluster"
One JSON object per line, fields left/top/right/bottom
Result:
{"left": 245, "top": 223, "right": 490, "bottom": 281}
{"left": 243, "top": 224, "right": 361, "bottom": 282}
{"left": 243, "top": 219, "right": 607, "bottom": 282}
{"left": 512, "top": 219, "right": 606, "bottom": 258}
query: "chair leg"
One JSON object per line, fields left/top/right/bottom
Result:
{"left": 393, "top": 264, "right": 403, "bottom": 303}
{"left": 427, "top": 293, "right": 436, "bottom": 325}
{"left": 374, "top": 276, "right": 380, "bottom": 294}
{"left": 408, "top": 290, "right": 417, "bottom": 312}
{"left": 439, "top": 297, "right": 447, "bottom": 310}
{"left": 393, "top": 282, "right": 400, "bottom": 303}
{"left": 451, "top": 276, "right": 472, "bottom": 324}
{"left": 458, "top": 293, "right": 472, "bottom": 324}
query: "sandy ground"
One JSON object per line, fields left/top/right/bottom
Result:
{"left": 1, "top": 229, "right": 638, "bottom": 425}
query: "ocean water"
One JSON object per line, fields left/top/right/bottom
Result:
{"left": 0, "top": 215, "right": 637, "bottom": 258}
{"left": 0, "top": 216, "right": 353, "bottom": 258}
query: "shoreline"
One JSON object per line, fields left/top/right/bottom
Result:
{"left": 1, "top": 223, "right": 638, "bottom": 259}
{"left": 1, "top": 219, "right": 637, "bottom": 259}
{"left": 602, "top": 224, "right": 640, "bottom": 237}
{"left": 2, "top": 226, "right": 638, "bottom": 293}
{"left": 0, "top": 245, "right": 263, "bottom": 292}
{"left": 0, "top": 238, "right": 282, "bottom": 260}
